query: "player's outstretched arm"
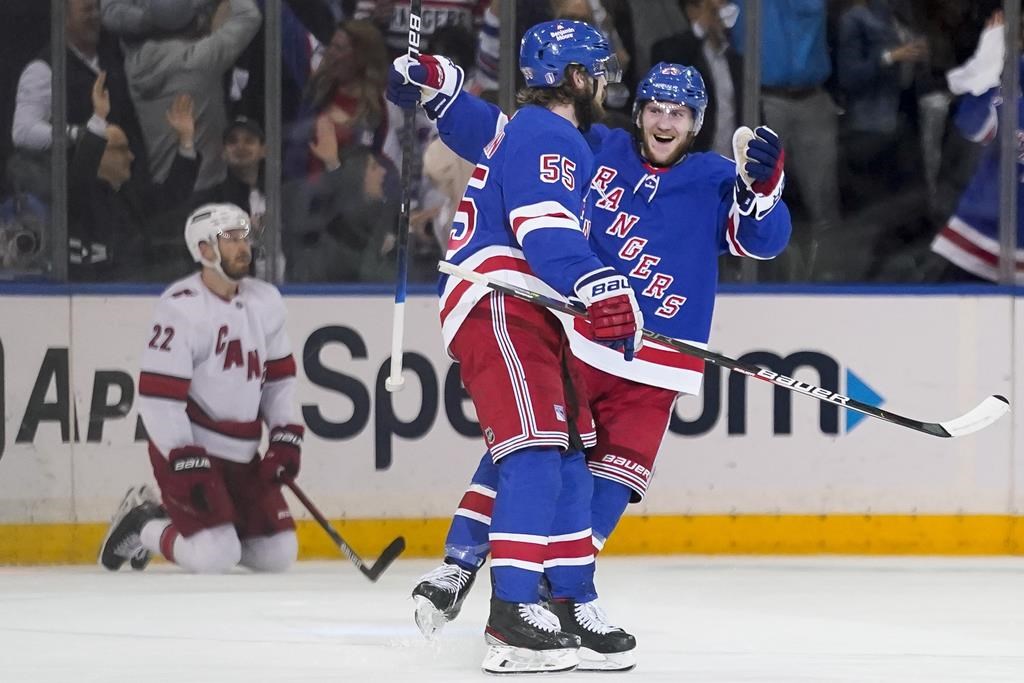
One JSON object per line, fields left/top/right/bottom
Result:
{"left": 387, "top": 53, "right": 507, "bottom": 163}
{"left": 720, "top": 125, "right": 792, "bottom": 259}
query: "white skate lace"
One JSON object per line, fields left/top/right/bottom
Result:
{"left": 519, "top": 603, "right": 561, "bottom": 633}
{"left": 575, "top": 601, "right": 619, "bottom": 635}
{"left": 419, "top": 563, "right": 473, "bottom": 595}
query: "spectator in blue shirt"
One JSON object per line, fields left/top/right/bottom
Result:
{"left": 733, "top": 0, "right": 842, "bottom": 280}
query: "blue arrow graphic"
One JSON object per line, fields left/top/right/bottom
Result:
{"left": 845, "top": 369, "right": 884, "bottom": 433}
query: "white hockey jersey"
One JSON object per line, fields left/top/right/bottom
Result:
{"left": 137, "top": 272, "right": 300, "bottom": 464}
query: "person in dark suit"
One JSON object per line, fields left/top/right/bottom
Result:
{"left": 651, "top": 0, "right": 742, "bottom": 155}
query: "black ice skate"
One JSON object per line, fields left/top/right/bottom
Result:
{"left": 548, "top": 599, "right": 637, "bottom": 672}
{"left": 98, "top": 486, "right": 165, "bottom": 571}
{"left": 412, "top": 561, "right": 477, "bottom": 638}
{"left": 482, "top": 597, "right": 581, "bottom": 674}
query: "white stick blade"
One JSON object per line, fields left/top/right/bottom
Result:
{"left": 939, "top": 395, "right": 1010, "bottom": 437}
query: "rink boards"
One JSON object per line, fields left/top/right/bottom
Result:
{"left": 0, "top": 289, "right": 1021, "bottom": 562}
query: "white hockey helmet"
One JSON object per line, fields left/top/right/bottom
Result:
{"left": 184, "top": 203, "right": 251, "bottom": 277}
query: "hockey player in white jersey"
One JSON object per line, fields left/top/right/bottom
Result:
{"left": 98, "top": 203, "right": 304, "bottom": 574}
{"left": 389, "top": 54, "right": 790, "bottom": 663}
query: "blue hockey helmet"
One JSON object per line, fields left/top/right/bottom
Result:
{"left": 634, "top": 62, "right": 708, "bottom": 135}
{"left": 519, "top": 20, "right": 621, "bottom": 88}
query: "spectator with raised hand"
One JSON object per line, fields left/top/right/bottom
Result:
{"left": 68, "top": 71, "right": 200, "bottom": 281}
{"left": 117, "top": 0, "right": 261, "bottom": 190}
{"left": 931, "top": 10, "right": 1023, "bottom": 284}
{"left": 285, "top": 18, "right": 393, "bottom": 179}
{"left": 283, "top": 115, "right": 398, "bottom": 282}
{"left": 10, "top": 0, "right": 142, "bottom": 200}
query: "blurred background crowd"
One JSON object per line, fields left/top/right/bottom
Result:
{"left": 0, "top": 0, "right": 1015, "bottom": 285}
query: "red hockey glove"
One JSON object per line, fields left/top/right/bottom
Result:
{"left": 164, "top": 445, "right": 232, "bottom": 519}
{"left": 260, "top": 426, "right": 303, "bottom": 485}
{"left": 573, "top": 267, "right": 644, "bottom": 361}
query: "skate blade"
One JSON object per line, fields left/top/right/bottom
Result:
{"left": 576, "top": 646, "right": 636, "bottom": 672}
{"left": 481, "top": 641, "right": 579, "bottom": 675}
{"left": 413, "top": 594, "right": 448, "bottom": 640}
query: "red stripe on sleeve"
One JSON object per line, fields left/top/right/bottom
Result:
{"left": 138, "top": 372, "right": 190, "bottom": 401}
{"left": 265, "top": 355, "right": 297, "bottom": 382}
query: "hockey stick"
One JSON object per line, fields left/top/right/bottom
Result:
{"left": 286, "top": 481, "right": 406, "bottom": 581}
{"left": 438, "top": 261, "right": 1010, "bottom": 439}
{"left": 385, "top": 0, "right": 424, "bottom": 394}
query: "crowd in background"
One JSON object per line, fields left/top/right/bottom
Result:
{"left": 0, "top": 0, "right": 1010, "bottom": 284}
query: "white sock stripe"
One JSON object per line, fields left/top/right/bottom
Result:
{"left": 490, "top": 532, "right": 549, "bottom": 545}
{"left": 467, "top": 483, "right": 497, "bottom": 498}
{"left": 455, "top": 508, "right": 492, "bottom": 525}
{"left": 543, "top": 555, "right": 595, "bottom": 568}
{"left": 548, "top": 528, "right": 593, "bottom": 543}
{"left": 491, "top": 558, "right": 545, "bottom": 572}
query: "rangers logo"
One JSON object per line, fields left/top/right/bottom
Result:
{"left": 485, "top": 427, "right": 495, "bottom": 444}
{"left": 660, "top": 65, "right": 683, "bottom": 75}
{"left": 554, "top": 405, "right": 566, "bottom": 422}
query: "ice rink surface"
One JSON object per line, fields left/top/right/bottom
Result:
{"left": 2, "top": 556, "right": 1024, "bottom": 682}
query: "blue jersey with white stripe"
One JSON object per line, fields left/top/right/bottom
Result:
{"left": 438, "top": 92, "right": 791, "bottom": 392}
{"left": 438, "top": 105, "right": 606, "bottom": 349}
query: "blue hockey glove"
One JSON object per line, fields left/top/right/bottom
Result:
{"left": 387, "top": 54, "right": 465, "bottom": 121}
{"left": 733, "top": 125, "right": 785, "bottom": 220}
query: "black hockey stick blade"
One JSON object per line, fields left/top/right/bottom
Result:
{"left": 287, "top": 481, "right": 406, "bottom": 581}
{"left": 438, "top": 261, "right": 1011, "bottom": 439}
{"left": 360, "top": 536, "right": 407, "bottom": 581}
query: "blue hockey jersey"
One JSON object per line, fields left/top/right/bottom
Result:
{"left": 438, "top": 92, "right": 791, "bottom": 393}
{"left": 438, "top": 104, "right": 608, "bottom": 349}
{"left": 931, "top": 84, "right": 1024, "bottom": 283}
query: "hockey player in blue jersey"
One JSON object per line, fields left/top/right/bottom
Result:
{"left": 931, "top": 10, "right": 1024, "bottom": 283}
{"left": 390, "top": 53, "right": 791, "bottom": 665}
{"left": 391, "top": 20, "right": 644, "bottom": 674}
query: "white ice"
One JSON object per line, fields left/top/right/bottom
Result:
{"left": 2, "top": 557, "right": 1023, "bottom": 682}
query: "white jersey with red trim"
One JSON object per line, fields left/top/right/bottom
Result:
{"left": 137, "top": 272, "right": 300, "bottom": 464}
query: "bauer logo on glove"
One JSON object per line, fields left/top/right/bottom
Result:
{"left": 732, "top": 125, "right": 785, "bottom": 220}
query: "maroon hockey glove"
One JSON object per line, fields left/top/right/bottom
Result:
{"left": 164, "top": 446, "right": 232, "bottom": 519}
{"left": 260, "top": 426, "right": 303, "bottom": 485}
{"left": 573, "top": 267, "right": 645, "bottom": 361}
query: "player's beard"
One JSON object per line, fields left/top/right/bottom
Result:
{"left": 572, "top": 78, "right": 604, "bottom": 132}
{"left": 220, "top": 253, "right": 251, "bottom": 280}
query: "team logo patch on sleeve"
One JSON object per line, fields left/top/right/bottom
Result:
{"left": 554, "top": 405, "right": 566, "bottom": 422}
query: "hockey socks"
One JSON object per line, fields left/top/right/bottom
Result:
{"left": 590, "top": 476, "right": 632, "bottom": 553}
{"left": 489, "top": 447, "right": 561, "bottom": 603}
{"left": 545, "top": 451, "right": 597, "bottom": 603}
{"left": 444, "top": 451, "right": 498, "bottom": 571}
